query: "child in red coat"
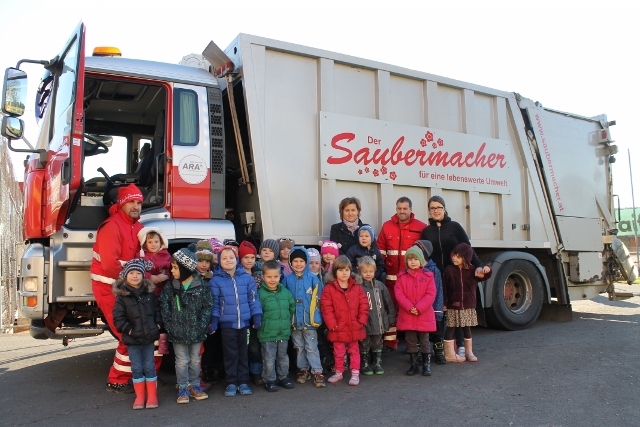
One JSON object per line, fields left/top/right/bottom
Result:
{"left": 320, "top": 255, "right": 369, "bottom": 386}
{"left": 138, "top": 228, "right": 171, "bottom": 297}
{"left": 443, "top": 242, "right": 491, "bottom": 363}
{"left": 395, "top": 246, "right": 437, "bottom": 376}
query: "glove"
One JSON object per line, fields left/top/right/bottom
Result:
{"left": 208, "top": 317, "right": 219, "bottom": 334}
{"left": 252, "top": 314, "right": 262, "bottom": 329}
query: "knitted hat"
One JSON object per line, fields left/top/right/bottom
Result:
{"left": 109, "top": 184, "right": 144, "bottom": 215}
{"left": 289, "top": 247, "right": 307, "bottom": 264}
{"left": 405, "top": 246, "right": 426, "bottom": 267}
{"left": 223, "top": 239, "right": 240, "bottom": 247}
{"left": 278, "top": 237, "right": 295, "bottom": 251}
{"left": 120, "top": 258, "right": 153, "bottom": 279}
{"left": 192, "top": 240, "right": 214, "bottom": 262}
{"left": 173, "top": 248, "right": 198, "bottom": 272}
{"left": 358, "top": 224, "right": 375, "bottom": 243}
{"left": 239, "top": 241, "right": 257, "bottom": 259}
{"left": 414, "top": 240, "right": 434, "bottom": 259}
{"left": 208, "top": 237, "right": 224, "bottom": 254}
{"left": 451, "top": 242, "right": 474, "bottom": 264}
{"left": 259, "top": 239, "right": 280, "bottom": 258}
{"left": 307, "top": 248, "right": 321, "bottom": 262}
{"left": 217, "top": 245, "right": 239, "bottom": 264}
{"left": 319, "top": 240, "right": 340, "bottom": 257}
{"left": 137, "top": 227, "right": 168, "bottom": 256}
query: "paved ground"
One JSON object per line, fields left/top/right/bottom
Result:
{"left": 1, "top": 284, "right": 639, "bottom": 427}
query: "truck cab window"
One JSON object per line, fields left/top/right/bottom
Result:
{"left": 174, "top": 88, "right": 198, "bottom": 145}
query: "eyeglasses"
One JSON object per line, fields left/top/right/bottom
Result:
{"left": 429, "top": 207, "right": 444, "bottom": 212}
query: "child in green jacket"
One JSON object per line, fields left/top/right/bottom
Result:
{"left": 257, "top": 260, "right": 296, "bottom": 392}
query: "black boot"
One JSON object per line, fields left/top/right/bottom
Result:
{"left": 371, "top": 350, "right": 384, "bottom": 375}
{"left": 422, "top": 353, "right": 432, "bottom": 376}
{"left": 433, "top": 340, "right": 446, "bottom": 365}
{"left": 360, "top": 352, "right": 373, "bottom": 376}
{"left": 405, "top": 354, "right": 419, "bottom": 376}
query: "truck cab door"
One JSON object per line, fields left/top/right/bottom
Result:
{"left": 43, "top": 22, "right": 85, "bottom": 235}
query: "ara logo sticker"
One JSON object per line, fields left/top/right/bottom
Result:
{"left": 178, "top": 154, "right": 208, "bottom": 184}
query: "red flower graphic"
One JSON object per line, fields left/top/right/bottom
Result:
{"left": 373, "top": 169, "right": 379, "bottom": 177}
{"left": 390, "top": 171, "right": 397, "bottom": 181}
{"left": 420, "top": 138, "right": 427, "bottom": 147}
{"left": 432, "top": 142, "right": 437, "bottom": 149}
{"left": 358, "top": 169, "right": 363, "bottom": 175}
{"left": 437, "top": 138, "right": 444, "bottom": 146}
{"left": 426, "top": 131, "right": 434, "bottom": 142}
{"left": 381, "top": 166, "right": 387, "bottom": 175}
{"left": 365, "top": 167, "right": 370, "bottom": 173}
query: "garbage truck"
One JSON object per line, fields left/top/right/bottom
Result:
{"left": 2, "top": 22, "right": 636, "bottom": 343}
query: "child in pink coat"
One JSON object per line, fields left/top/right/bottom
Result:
{"left": 395, "top": 246, "right": 436, "bottom": 376}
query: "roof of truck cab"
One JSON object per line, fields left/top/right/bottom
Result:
{"left": 85, "top": 56, "right": 219, "bottom": 87}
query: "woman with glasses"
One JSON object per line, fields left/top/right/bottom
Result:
{"left": 420, "top": 195, "right": 484, "bottom": 361}
{"left": 330, "top": 197, "right": 365, "bottom": 256}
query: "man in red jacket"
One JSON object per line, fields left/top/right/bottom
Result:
{"left": 91, "top": 184, "right": 162, "bottom": 393}
{"left": 377, "top": 197, "right": 427, "bottom": 349}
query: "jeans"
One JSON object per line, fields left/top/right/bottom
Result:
{"left": 290, "top": 329, "right": 323, "bottom": 374}
{"left": 260, "top": 340, "right": 289, "bottom": 382}
{"left": 127, "top": 343, "right": 156, "bottom": 381}
{"left": 173, "top": 342, "right": 202, "bottom": 386}
{"left": 333, "top": 341, "right": 360, "bottom": 373}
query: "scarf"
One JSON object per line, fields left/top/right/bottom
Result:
{"left": 343, "top": 218, "right": 360, "bottom": 233}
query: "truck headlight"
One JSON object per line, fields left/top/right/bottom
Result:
{"left": 22, "top": 277, "right": 38, "bottom": 292}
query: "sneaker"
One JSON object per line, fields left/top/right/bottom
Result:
{"left": 278, "top": 377, "right": 294, "bottom": 389}
{"left": 457, "top": 346, "right": 466, "bottom": 358}
{"left": 349, "top": 370, "right": 360, "bottom": 386}
{"left": 177, "top": 386, "right": 190, "bottom": 404}
{"left": 313, "top": 372, "right": 327, "bottom": 388}
{"left": 264, "top": 382, "right": 279, "bottom": 392}
{"left": 224, "top": 384, "right": 238, "bottom": 397}
{"left": 296, "top": 369, "right": 311, "bottom": 384}
{"left": 238, "top": 384, "right": 253, "bottom": 395}
{"left": 327, "top": 372, "right": 343, "bottom": 384}
{"left": 187, "top": 384, "right": 209, "bottom": 400}
{"left": 106, "top": 382, "right": 134, "bottom": 394}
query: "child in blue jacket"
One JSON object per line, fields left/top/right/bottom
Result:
{"left": 282, "top": 246, "right": 327, "bottom": 388}
{"left": 209, "top": 245, "right": 263, "bottom": 397}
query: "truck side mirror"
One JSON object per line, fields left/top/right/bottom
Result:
{"left": 2, "top": 67, "right": 28, "bottom": 117}
{"left": 1, "top": 116, "right": 24, "bottom": 139}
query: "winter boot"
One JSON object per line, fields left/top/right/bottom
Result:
{"left": 433, "top": 340, "right": 447, "bottom": 365}
{"left": 422, "top": 353, "right": 432, "bottom": 376}
{"left": 405, "top": 354, "right": 420, "bottom": 376}
{"left": 371, "top": 350, "right": 384, "bottom": 375}
{"left": 360, "top": 351, "right": 373, "bottom": 376}
{"left": 349, "top": 369, "right": 360, "bottom": 386}
{"left": 444, "top": 340, "right": 465, "bottom": 363}
{"left": 132, "top": 379, "right": 146, "bottom": 410}
{"left": 145, "top": 377, "right": 158, "bottom": 409}
{"left": 464, "top": 338, "right": 478, "bottom": 362}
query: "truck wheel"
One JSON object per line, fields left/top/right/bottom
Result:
{"left": 485, "top": 260, "right": 544, "bottom": 330}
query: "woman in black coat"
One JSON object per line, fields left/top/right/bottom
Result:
{"left": 329, "top": 197, "right": 364, "bottom": 255}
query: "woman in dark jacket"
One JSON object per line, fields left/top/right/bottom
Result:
{"left": 330, "top": 197, "right": 366, "bottom": 256}
{"left": 419, "top": 195, "right": 485, "bottom": 361}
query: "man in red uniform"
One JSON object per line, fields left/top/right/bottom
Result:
{"left": 377, "top": 197, "right": 427, "bottom": 349}
{"left": 91, "top": 184, "right": 163, "bottom": 393}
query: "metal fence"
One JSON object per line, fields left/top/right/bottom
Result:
{"left": 0, "top": 141, "right": 24, "bottom": 332}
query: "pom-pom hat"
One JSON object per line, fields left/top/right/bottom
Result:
{"left": 319, "top": 240, "right": 340, "bottom": 257}
{"left": 173, "top": 248, "right": 198, "bottom": 272}
{"left": 239, "top": 241, "right": 257, "bottom": 259}
{"left": 120, "top": 258, "right": 153, "bottom": 279}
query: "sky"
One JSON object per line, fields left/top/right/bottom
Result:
{"left": 1, "top": 0, "right": 639, "bottom": 207}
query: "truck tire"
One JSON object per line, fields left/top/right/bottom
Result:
{"left": 485, "top": 259, "right": 544, "bottom": 330}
